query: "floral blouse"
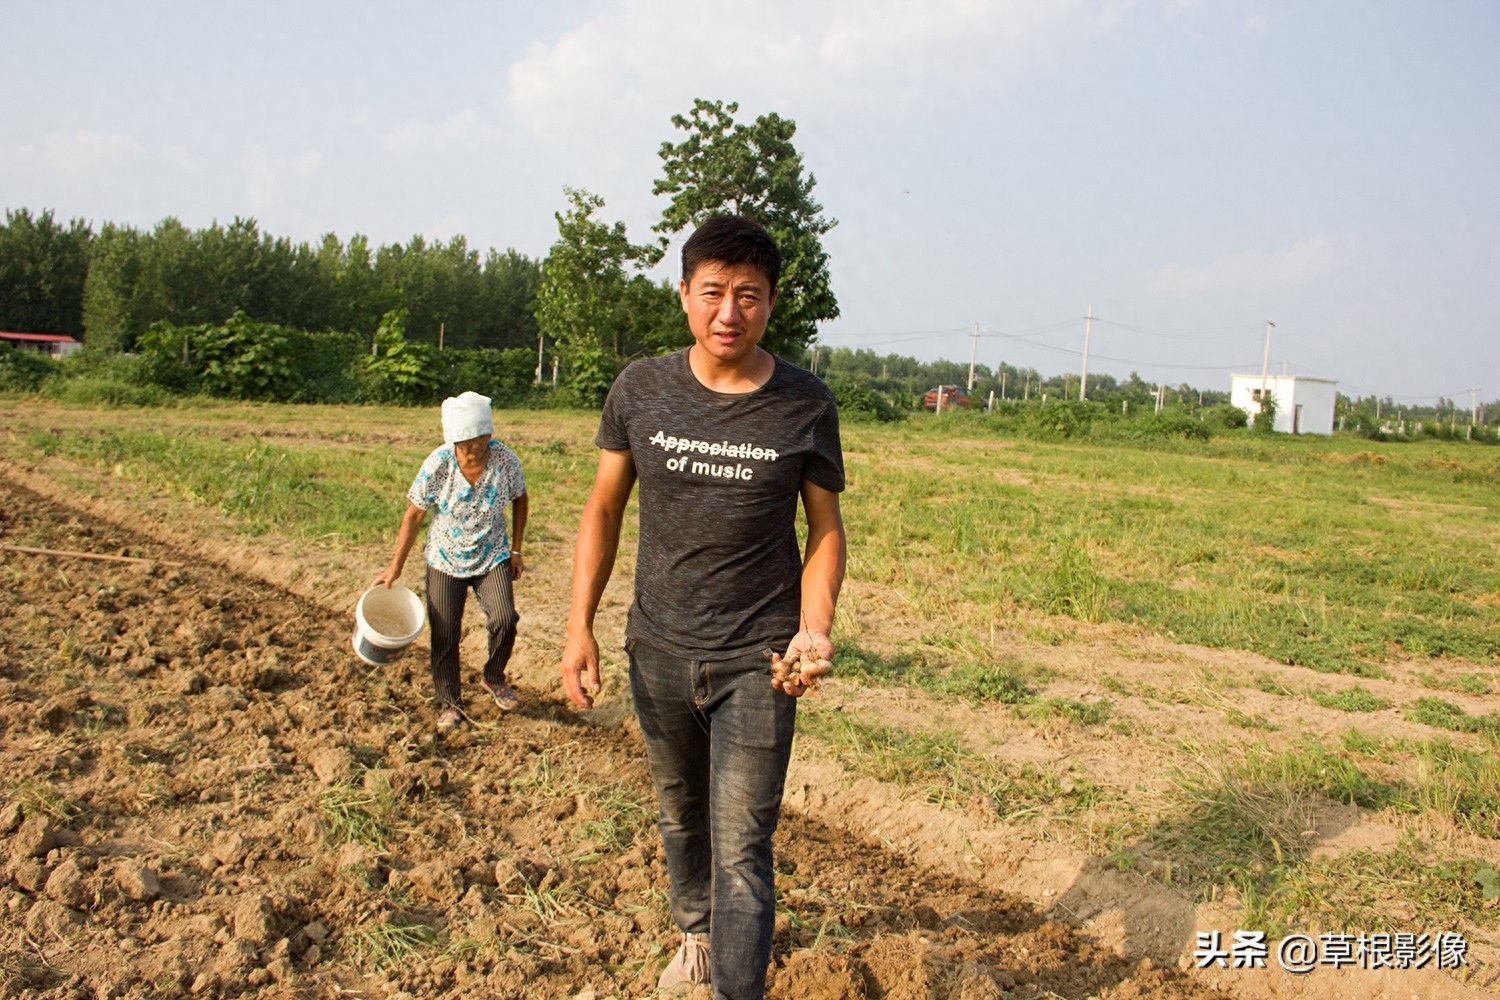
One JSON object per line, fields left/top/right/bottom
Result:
{"left": 407, "top": 440, "right": 526, "bottom": 578}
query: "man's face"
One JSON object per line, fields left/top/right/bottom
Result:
{"left": 679, "top": 260, "right": 777, "bottom": 364}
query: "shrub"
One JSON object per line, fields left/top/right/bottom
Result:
{"left": 1133, "top": 409, "right": 1212, "bottom": 441}
{"left": 557, "top": 346, "right": 617, "bottom": 410}
{"left": 0, "top": 341, "right": 57, "bottom": 392}
{"left": 1024, "top": 399, "right": 1102, "bottom": 439}
{"left": 1202, "top": 403, "right": 1249, "bottom": 431}
{"left": 826, "top": 374, "right": 901, "bottom": 423}
{"left": 365, "top": 310, "right": 440, "bottom": 405}
{"left": 41, "top": 376, "right": 171, "bottom": 407}
{"left": 286, "top": 329, "right": 364, "bottom": 403}
{"left": 438, "top": 347, "right": 541, "bottom": 406}
{"left": 1253, "top": 391, "right": 1278, "bottom": 433}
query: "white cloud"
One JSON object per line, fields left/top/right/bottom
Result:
{"left": 13, "top": 130, "right": 143, "bottom": 175}
{"left": 504, "top": 0, "right": 1087, "bottom": 143}
{"left": 381, "top": 110, "right": 500, "bottom": 153}
{"left": 243, "top": 148, "right": 325, "bottom": 214}
{"left": 159, "top": 145, "right": 201, "bottom": 175}
{"left": 1151, "top": 236, "right": 1356, "bottom": 294}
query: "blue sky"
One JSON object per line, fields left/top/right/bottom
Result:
{"left": 3, "top": 0, "right": 1496, "bottom": 404}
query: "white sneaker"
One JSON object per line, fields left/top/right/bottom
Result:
{"left": 658, "top": 931, "right": 710, "bottom": 994}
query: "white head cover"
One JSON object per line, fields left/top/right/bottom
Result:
{"left": 441, "top": 391, "right": 494, "bottom": 444}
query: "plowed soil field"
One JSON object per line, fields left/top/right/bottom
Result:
{"left": 0, "top": 474, "right": 1222, "bottom": 999}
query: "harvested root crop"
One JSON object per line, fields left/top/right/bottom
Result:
{"left": 769, "top": 648, "right": 834, "bottom": 695}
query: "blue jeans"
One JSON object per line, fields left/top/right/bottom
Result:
{"left": 627, "top": 639, "right": 796, "bottom": 1000}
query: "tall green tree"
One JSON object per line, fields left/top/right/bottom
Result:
{"left": 653, "top": 99, "right": 838, "bottom": 358}
{"left": 478, "top": 248, "right": 542, "bottom": 351}
{"left": 82, "top": 222, "right": 145, "bottom": 351}
{"left": 0, "top": 208, "right": 93, "bottom": 336}
{"left": 535, "top": 187, "right": 656, "bottom": 405}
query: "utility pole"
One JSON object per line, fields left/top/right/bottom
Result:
{"left": 535, "top": 331, "right": 544, "bottom": 386}
{"left": 1080, "top": 306, "right": 1094, "bottom": 401}
{"left": 1000, "top": 366, "right": 1007, "bottom": 400}
{"left": 438, "top": 321, "right": 445, "bottom": 351}
{"left": 1259, "top": 320, "right": 1275, "bottom": 418}
{"left": 1471, "top": 388, "right": 1480, "bottom": 426}
{"left": 967, "top": 323, "right": 980, "bottom": 390}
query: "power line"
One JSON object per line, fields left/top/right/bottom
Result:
{"left": 818, "top": 327, "right": 969, "bottom": 349}
{"left": 1092, "top": 318, "right": 1263, "bottom": 340}
{"left": 985, "top": 328, "right": 1257, "bottom": 372}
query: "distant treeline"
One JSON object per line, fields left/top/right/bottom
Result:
{"left": 2, "top": 206, "right": 1495, "bottom": 439}
{"left": 0, "top": 207, "right": 542, "bottom": 353}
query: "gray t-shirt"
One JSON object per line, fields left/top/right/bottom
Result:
{"left": 597, "top": 349, "right": 845, "bottom": 660}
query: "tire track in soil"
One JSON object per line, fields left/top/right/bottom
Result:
{"left": 0, "top": 472, "right": 1225, "bottom": 999}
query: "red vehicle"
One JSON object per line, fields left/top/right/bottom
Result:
{"left": 923, "top": 385, "right": 973, "bottom": 411}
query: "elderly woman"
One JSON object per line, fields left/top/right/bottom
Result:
{"left": 373, "top": 391, "right": 529, "bottom": 731}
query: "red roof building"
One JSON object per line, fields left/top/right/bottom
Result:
{"left": 0, "top": 332, "right": 83, "bottom": 358}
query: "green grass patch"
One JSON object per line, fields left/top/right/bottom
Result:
{"left": 796, "top": 705, "right": 1106, "bottom": 819}
{"left": 346, "top": 919, "right": 437, "bottom": 970}
{"left": 1127, "top": 733, "right": 1499, "bottom": 932}
{"left": 1127, "top": 741, "right": 1400, "bottom": 904}
{"left": 833, "top": 644, "right": 1042, "bottom": 705}
{"left": 579, "top": 783, "right": 655, "bottom": 854}
{"left": 514, "top": 744, "right": 654, "bottom": 855}
{"left": 1405, "top": 697, "right": 1500, "bottom": 741}
{"left": 319, "top": 771, "right": 397, "bottom": 850}
{"left": 1253, "top": 673, "right": 1295, "bottom": 696}
{"left": 1406, "top": 738, "right": 1500, "bottom": 838}
{"left": 1225, "top": 708, "right": 1279, "bottom": 731}
{"left": 838, "top": 422, "right": 1500, "bottom": 674}
{"left": 7, "top": 777, "right": 81, "bottom": 825}
{"left": 1020, "top": 697, "right": 1113, "bottom": 726}
{"left": 1272, "top": 846, "right": 1496, "bottom": 933}
{"left": 1416, "top": 670, "right": 1492, "bottom": 696}
{"left": 1310, "top": 685, "right": 1392, "bottom": 713}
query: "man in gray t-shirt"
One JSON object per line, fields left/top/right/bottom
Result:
{"left": 561, "top": 216, "right": 847, "bottom": 1000}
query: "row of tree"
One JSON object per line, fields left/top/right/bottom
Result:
{"left": 812, "top": 346, "right": 1239, "bottom": 414}
{"left": 0, "top": 208, "right": 544, "bottom": 355}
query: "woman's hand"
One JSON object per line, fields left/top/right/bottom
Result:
{"left": 510, "top": 552, "right": 525, "bottom": 580}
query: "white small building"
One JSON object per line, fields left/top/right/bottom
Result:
{"left": 1230, "top": 373, "right": 1337, "bottom": 435}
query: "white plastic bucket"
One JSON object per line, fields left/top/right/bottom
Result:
{"left": 353, "top": 584, "right": 425, "bottom": 665}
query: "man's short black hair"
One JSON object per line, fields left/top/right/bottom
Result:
{"left": 681, "top": 215, "right": 781, "bottom": 290}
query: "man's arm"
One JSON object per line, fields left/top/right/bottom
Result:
{"left": 775, "top": 480, "right": 847, "bottom": 696}
{"left": 560, "top": 448, "right": 636, "bottom": 708}
{"left": 509, "top": 492, "right": 529, "bottom": 579}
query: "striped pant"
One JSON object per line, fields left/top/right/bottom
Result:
{"left": 425, "top": 561, "right": 518, "bottom": 709}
